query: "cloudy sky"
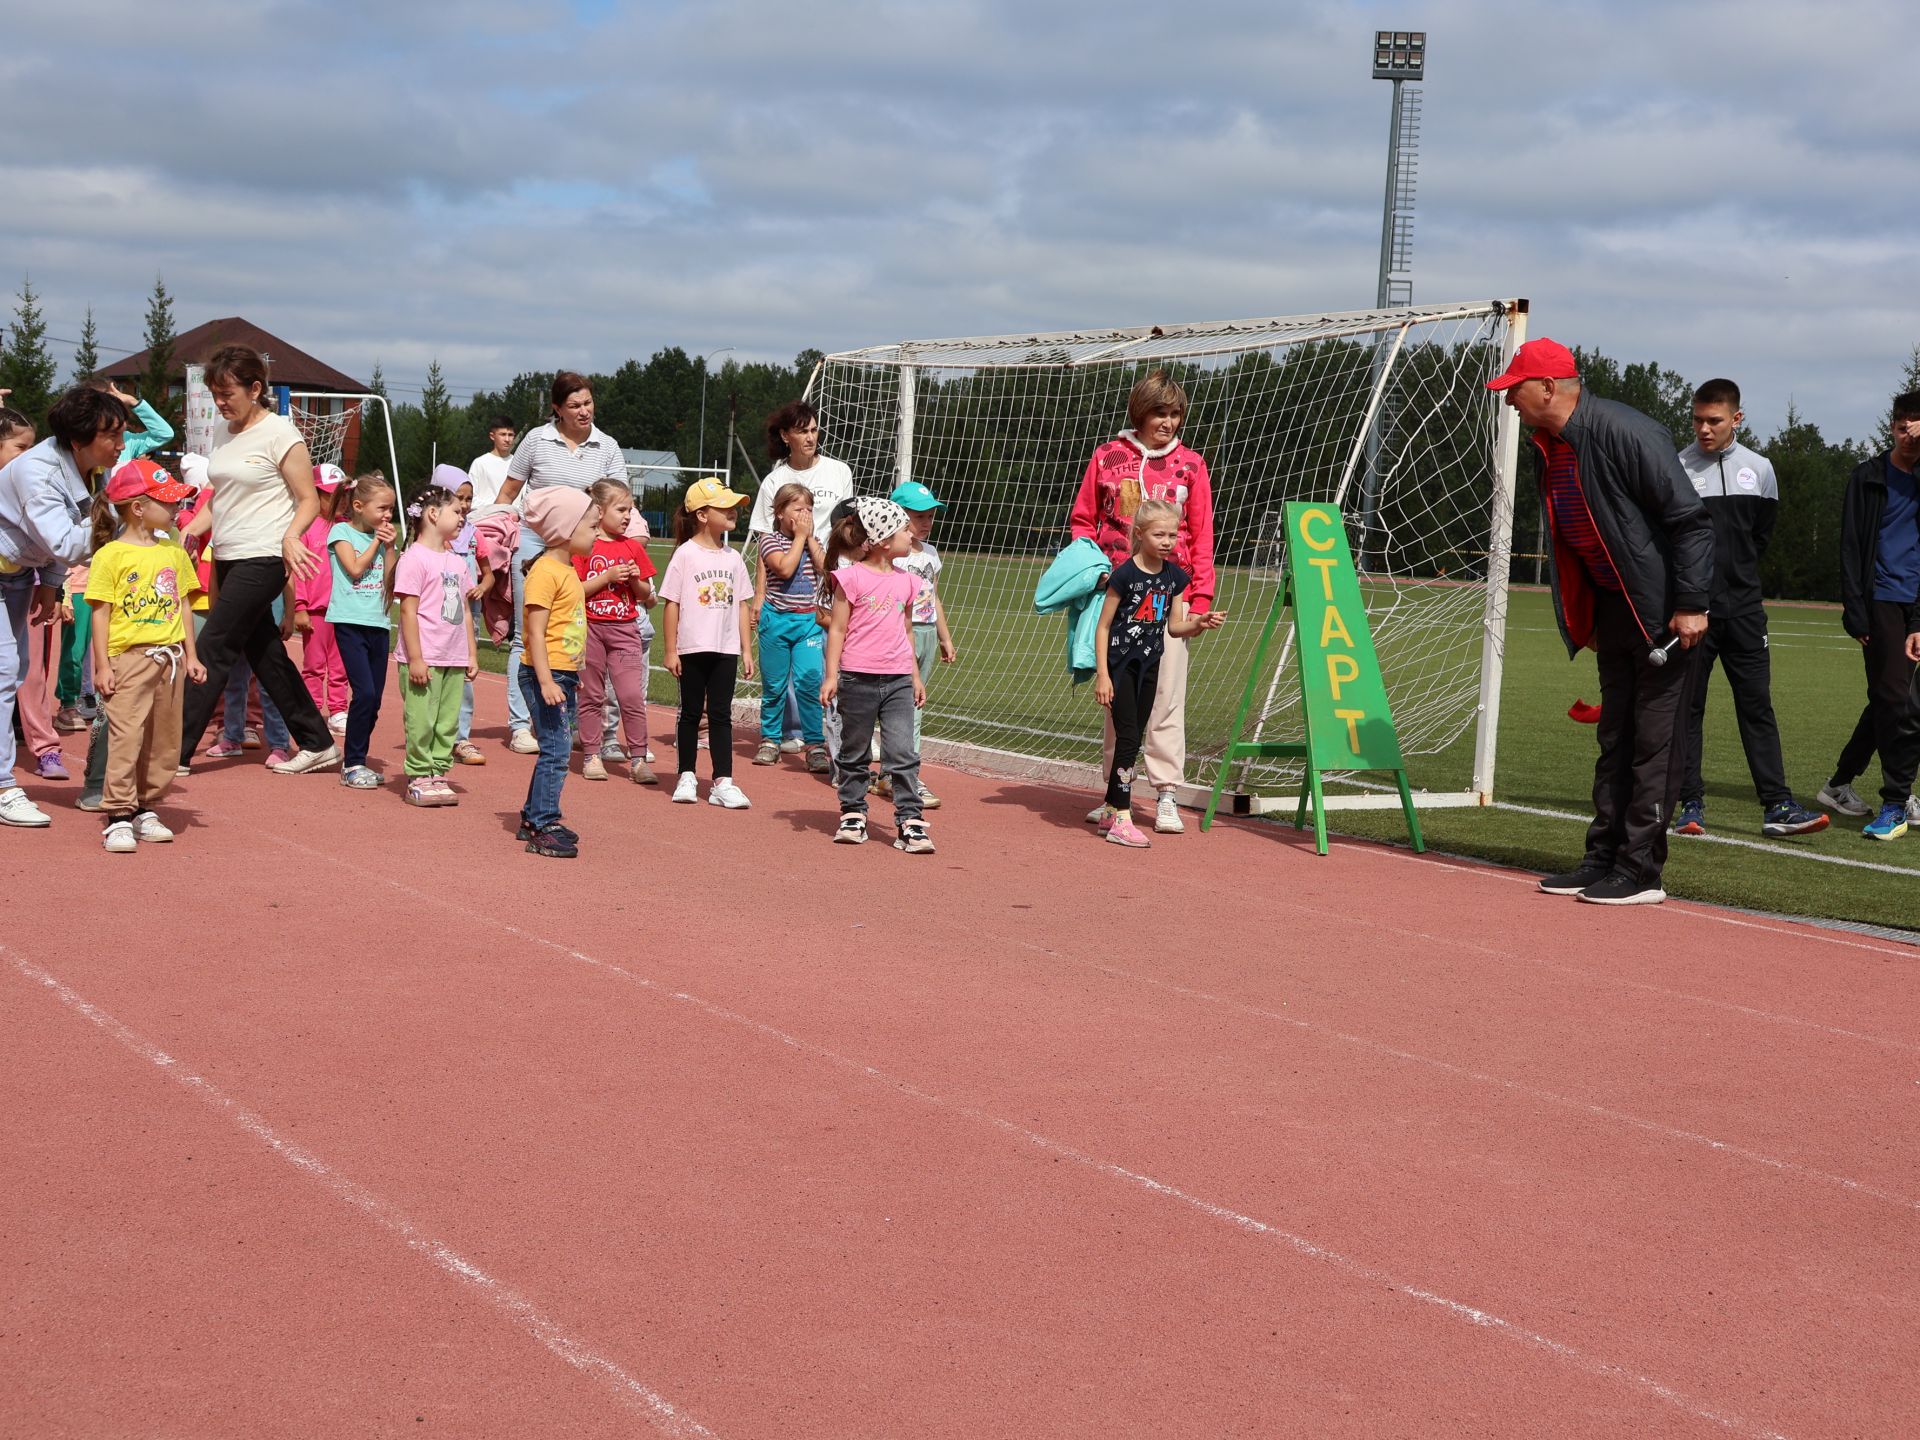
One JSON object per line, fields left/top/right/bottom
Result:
{"left": 3, "top": 0, "right": 1911, "bottom": 440}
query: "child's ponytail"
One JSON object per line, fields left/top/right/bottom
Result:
{"left": 824, "top": 510, "right": 868, "bottom": 576}
{"left": 671, "top": 504, "right": 703, "bottom": 546}
{"left": 88, "top": 490, "right": 123, "bottom": 554}
{"left": 407, "top": 485, "right": 455, "bottom": 543}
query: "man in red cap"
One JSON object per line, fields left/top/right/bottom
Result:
{"left": 1488, "top": 337, "right": 1714, "bottom": 904}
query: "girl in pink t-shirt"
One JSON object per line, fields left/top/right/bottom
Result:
{"left": 658, "top": 478, "right": 756, "bottom": 808}
{"left": 820, "top": 497, "right": 931, "bottom": 853}
{"left": 393, "top": 486, "right": 478, "bottom": 807}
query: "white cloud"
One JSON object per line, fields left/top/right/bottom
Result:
{"left": 0, "top": 0, "right": 1910, "bottom": 440}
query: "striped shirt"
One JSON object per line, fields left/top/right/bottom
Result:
{"left": 757, "top": 530, "right": 817, "bottom": 612}
{"left": 1543, "top": 435, "right": 1621, "bottom": 591}
{"left": 505, "top": 422, "right": 627, "bottom": 495}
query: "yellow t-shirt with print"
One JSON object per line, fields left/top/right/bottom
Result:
{"left": 83, "top": 539, "right": 204, "bottom": 655}
{"left": 523, "top": 552, "right": 586, "bottom": 673}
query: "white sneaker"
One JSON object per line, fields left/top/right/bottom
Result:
{"left": 1816, "top": 781, "right": 1869, "bottom": 817}
{"left": 509, "top": 729, "right": 539, "bottom": 754}
{"left": 671, "top": 772, "right": 699, "bottom": 803}
{"left": 270, "top": 745, "right": 341, "bottom": 775}
{"left": 582, "top": 753, "right": 607, "bottom": 781}
{"left": 1909, "top": 795, "right": 1920, "bottom": 826}
{"left": 708, "top": 777, "right": 751, "bottom": 810}
{"left": 779, "top": 737, "right": 805, "bottom": 753}
{"left": 1154, "top": 789, "right": 1184, "bottom": 834}
{"left": 0, "top": 787, "right": 52, "bottom": 827}
{"left": 328, "top": 711, "right": 348, "bottom": 734}
{"left": 133, "top": 810, "right": 174, "bottom": 843}
{"left": 102, "top": 819, "right": 136, "bottom": 853}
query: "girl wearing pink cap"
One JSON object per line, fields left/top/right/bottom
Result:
{"left": 292, "top": 464, "right": 351, "bottom": 731}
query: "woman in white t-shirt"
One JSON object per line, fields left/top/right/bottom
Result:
{"left": 177, "top": 345, "right": 339, "bottom": 773}
{"left": 746, "top": 400, "right": 854, "bottom": 748}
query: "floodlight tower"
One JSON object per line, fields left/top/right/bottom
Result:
{"left": 1358, "top": 29, "right": 1424, "bottom": 571}
{"left": 1372, "top": 30, "right": 1424, "bottom": 308}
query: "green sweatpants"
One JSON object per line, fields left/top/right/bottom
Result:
{"left": 402, "top": 666, "right": 464, "bottom": 776}
{"left": 58, "top": 603, "right": 91, "bottom": 703}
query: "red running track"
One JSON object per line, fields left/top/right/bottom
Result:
{"left": 3, "top": 676, "right": 1915, "bottom": 1438}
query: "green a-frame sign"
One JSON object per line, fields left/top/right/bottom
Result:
{"left": 1203, "top": 503, "right": 1424, "bottom": 855}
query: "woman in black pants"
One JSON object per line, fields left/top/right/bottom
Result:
{"left": 178, "top": 345, "right": 339, "bottom": 773}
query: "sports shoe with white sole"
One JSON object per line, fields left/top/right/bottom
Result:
{"left": 1106, "top": 813, "right": 1151, "bottom": 848}
{"left": 508, "top": 729, "right": 539, "bottom": 754}
{"left": 834, "top": 812, "right": 868, "bottom": 844}
{"left": 1153, "top": 790, "right": 1184, "bottom": 834}
{"left": 1862, "top": 802, "right": 1908, "bottom": 841}
{"left": 671, "top": 772, "right": 699, "bottom": 803}
{"left": 1760, "top": 799, "right": 1829, "bottom": 837}
{"left": 271, "top": 745, "right": 341, "bottom": 775}
{"left": 916, "top": 782, "right": 942, "bottom": 810}
{"left": 753, "top": 741, "right": 779, "bottom": 766}
{"left": 894, "top": 819, "right": 935, "bottom": 854}
{"left": 132, "top": 811, "right": 173, "bottom": 843}
{"left": 102, "top": 819, "right": 137, "bottom": 853}
{"left": 1576, "top": 871, "right": 1666, "bottom": 905}
{"left": 0, "top": 787, "right": 52, "bottom": 827}
{"left": 708, "top": 777, "right": 751, "bottom": 809}
{"left": 779, "top": 737, "right": 805, "bottom": 754}
{"left": 582, "top": 753, "right": 608, "bottom": 781}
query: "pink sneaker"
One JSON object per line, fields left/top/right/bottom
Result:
{"left": 263, "top": 749, "right": 291, "bottom": 768}
{"left": 1105, "top": 812, "right": 1151, "bottom": 848}
{"left": 206, "top": 739, "right": 246, "bottom": 759}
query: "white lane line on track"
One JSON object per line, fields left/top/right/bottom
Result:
{"left": 268, "top": 836, "right": 1795, "bottom": 1440}
{"left": 3, "top": 949, "right": 717, "bottom": 1440}
{"left": 1010, "top": 938, "right": 1920, "bottom": 1213}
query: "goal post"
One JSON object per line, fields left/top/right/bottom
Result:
{"left": 286, "top": 391, "right": 403, "bottom": 498}
{"left": 756, "top": 300, "right": 1526, "bottom": 809}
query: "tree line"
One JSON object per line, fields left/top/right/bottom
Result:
{"left": 3, "top": 274, "right": 1914, "bottom": 604}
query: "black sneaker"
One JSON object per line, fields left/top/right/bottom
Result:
{"left": 517, "top": 818, "right": 579, "bottom": 844}
{"left": 1539, "top": 864, "right": 1609, "bottom": 896}
{"left": 1576, "top": 871, "right": 1666, "bottom": 906}
{"left": 524, "top": 824, "right": 578, "bottom": 859}
{"left": 1761, "top": 799, "right": 1831, "bottom": 837}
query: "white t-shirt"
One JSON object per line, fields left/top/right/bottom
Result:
{"left": 747, "top": 456, "right": 854, "bottom": 543}
{"left": 896, "top": 541, "right": 942, "bottom": 624}
{"left": 206, "top": 411, "right": 303, "bottom": 561}
{"left": 467, "top": 451, "right": 513, "bottom": 509}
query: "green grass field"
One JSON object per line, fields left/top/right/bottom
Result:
{"left": 479, "top": 544, "right": 1917, "bottom": 934}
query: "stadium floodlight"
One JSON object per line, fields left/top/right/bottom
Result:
{"left": 698, "top": 346, "right": 734, "bottom": 472}
{"left": 1372, "top": 30, "right": 1424, "bottom": 308}
{"left": 1372, "top": 29, "right": 1425, "bottom": 81}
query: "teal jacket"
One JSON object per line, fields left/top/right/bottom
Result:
{"left": 120, "top": 399, "right": 173, "bottom": 464}
{"left": 1033, "top": 537, "right": 1112, "bottom": 682}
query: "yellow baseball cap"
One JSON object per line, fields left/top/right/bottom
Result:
{"left": 683, "top": 476, "right": 748, "bottom": 511}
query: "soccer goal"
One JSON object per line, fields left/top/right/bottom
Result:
{"left": 793, "top": 299, "right": 1529, "bottom": 809}
{"left": 286, "top": 391, "right": 402, "bottom": 495}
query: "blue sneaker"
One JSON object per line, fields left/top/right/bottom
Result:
{"left": 1672, "top": 799, "right": 1706, "bottom": 836}
{"left": 1862, "top": 802, "right": 1909, "bottom": 842}
{"left": 1761, "top": 799, "right": 1830, "bottom": 837}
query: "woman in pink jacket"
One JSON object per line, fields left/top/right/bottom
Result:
{"left": 1067, "top": 368, "right": 1216, "bottom": 836}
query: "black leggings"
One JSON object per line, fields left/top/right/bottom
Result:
{"left": 677, "top": 651, "right": 738, "bottom": 778}
{"left": 180, "top": 557, "right": 331, "bottom": 762}
{"left": 1106, "top": 659, "right": 1161, "bottom": 807}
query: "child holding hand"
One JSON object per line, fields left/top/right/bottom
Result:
{"left": 394, "top": 486, "right": 478, "bottom": 807}
{"left": 576, "top": 478, "right": 657, "bottom": 785}
{"left": 517, "top": 487, "right": 602, "bottom": 858}
{"left": 1090, "top": 499, "right": 1225, "bottom": 848}
{"left": 84, "top": 461, "right": 207, "bottom": 852}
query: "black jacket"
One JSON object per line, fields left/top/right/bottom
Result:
{"left": 1677, "top": 439, "right": 1777, "bottom": 616}
{"left": 1535, "top": 392, "right": 1715, "bottom": 658}
{"left": 1839, "top": 451, "right": 1920, "bottom": 640}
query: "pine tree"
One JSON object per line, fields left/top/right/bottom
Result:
{"left": 70, "top": 307, "right": 101, "bottom": 385}
{"left": 0, "top": 276, "right": 58, "bottom": 426}
{"left": 419, "top": 359, "right": 451, "bottom": 486}
{"left": 139, "top": 275, "right": 179, "bottom": 433}
{"left": 362, "top": 361, "right": 397, "bottom": 479}
{"left": 1871, "top": 345, "right": 1920, "bottom": 452}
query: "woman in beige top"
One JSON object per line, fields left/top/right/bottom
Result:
{"left": 177, "top": 345, "right": 339, "bottom": 773}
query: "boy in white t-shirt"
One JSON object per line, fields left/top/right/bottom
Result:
{"left": 465, "top": 416, "right": 517, "bottom": 509}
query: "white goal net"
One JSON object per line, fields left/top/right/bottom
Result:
{"left": 287, "top": 392, "right": 402, "bottom": 493}
{"left": 748, "top": 301, "right": 1526, "bottom": 804}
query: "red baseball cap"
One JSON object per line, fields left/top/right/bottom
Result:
{"left": 1485, "top": 337, "right": 1579, "bottom": 391}
{"left": 105, "top": 458, "right": 194, "bottom": 504}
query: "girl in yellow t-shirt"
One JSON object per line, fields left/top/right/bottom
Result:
{"left": 84, "top": 460, "right": 207, "bottom": 853}
{"left": 516, "top": 486, "right": 601, "bottom": 858}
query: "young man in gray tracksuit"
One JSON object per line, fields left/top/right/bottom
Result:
{"left": 1672, "top": 378, "right": 1827, "bottom": 838}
